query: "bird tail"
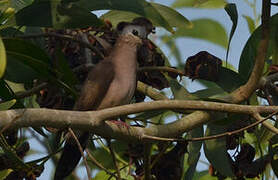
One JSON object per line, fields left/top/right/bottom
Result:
{"left": 54, "top": 131, "right": 89, "bottom": 180}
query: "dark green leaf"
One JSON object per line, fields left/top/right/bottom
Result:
{"left": 0, "top": 27, "right": 24, "bottom": 37}
{"left": 192, "top": 86, "right": 228, "bottom": 100}
{"left": 161, "top": 35, "right": 183, "bottom": 66}
{"left": 270, "top": 135, "right": 278, "bottom": 177}
{"left": 216, "top": 67, "right": 244, "bottom": 92}
{"left": 4, "top": 56, "right": 38, "bottom": 83}
{"left": 0, "top": 79, "right": 15, "bottom": 101}
{"left": 174, "top": 19, "right": 228, "bottom": 48}
{"left": 15, "top": 1, "right": 103, "bottom": 28}
{"left": 184, "top": 126, "right": 203, "bottom": 180}
{"left": 54, "top": 49, "right": 78, "bottom": 86}
{"left": 224, "top": 3, "right": 238, "bottom": 63}
{"left": 184, "top": 153, "right": 200, "bottom": 180}
{"left": 239, "top": 14, "right": 278, "bottom": 81}
{"left": 24, "top": 27, "right": 45, "bottom": 49}
{"left": 0, "top": 37, "right": 6, "bottom": 78}
{"left": 243, "top": 15, "right": 255, "bottom": 33}
{"left": 172, "top": 0, "right": 227, "bottom": 9}
{"left": 133, "top": 110, "right": 166, "bottom": 121}
{"left": 77, "top": 0, "right": 174, "bottom": 33}
{"left": 204, "top": 124, "right": 234, "bottom": 177}
{"left": 3, "top": 38, "right": 77, "bottom": 96}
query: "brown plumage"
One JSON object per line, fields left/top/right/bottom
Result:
{"left": 54, "top": 24, "right": 149, "bottom": 180}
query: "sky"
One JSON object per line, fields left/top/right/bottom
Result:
{"left": 23, "top": 0, "right": 278, "bottom": 179}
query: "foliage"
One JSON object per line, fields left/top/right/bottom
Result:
{"left": 0, "top": 0, "right": 277, "bottom": 180}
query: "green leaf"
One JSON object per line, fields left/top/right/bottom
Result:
{"left": 184, "top": 126, "right": 203, "bottom": 180}
{"left": 101, "top": 2, "right": 191, "bottom": 32}
{"left": 54, "top": 49, "right": 78, "bottom": 86}
{"left": 0, "top": 37, "right": 6, "bottom": 78}
{"left": 77, "top": 0, "right": 174, "bottom": 33}
{"left": 15, "top": 1, "right": 103, "bottom": 28}
{"left": 224, "top": 3, "right": 238, "bottom": 63}
{"left": 204, "top": 124, "right": 234, "bottom": 177}
{"left": 151, "top": 3, "right": 191, "bottom": 30}
{"left": 239, "top": 14, "right": 278, "bottom": 81}
{"left": 3, "top": 38, "right": 77, "bottom": 96}
{"left": 0, "top": 99, "right": 16, "bottom": 110}
{"left": 216, "top": 67, "right": 244, "bottom": 92}
{"left": 174, "top": 19, "right": 228, "bottom": 48}
{"left": 0, "top": 169, "right": 12, "bottom": 180}
{"left": 243, "top": 15, "right": 255, "bottom": 33}
{"left": 172, "top": 0, "right": 227, "bottom": 9}
{"left": 168, "top": 77, "right": 198, "bottom": 100}
{"left": 161, "top": 35, "right": 183, "bottom": 65}
{"left": 94, "top": 170, "right": 111, "bottom": 180}
{"left": 270, "top": 135, "right": 278, "bottom": 177}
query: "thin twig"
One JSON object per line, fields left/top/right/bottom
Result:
{"left": 142, "top": 111, "right": 278, "bottom": 142}
{"left": 187, "top": 112, "right": 278, "bottom": 141}
{"left": 138, "top": 66, "right": 185, "bottom": 76}
{"left": 107, "top": 140, "right": 121, "bottom": 180}
{"left": 15, "top": 83, "right": 48, "bottom": 99}
{"left": 143, "top": 143, "right": 151, "bottom": 180}
{"left": 150, "top": 143, "right": 170, "bottom": 169}
{"left": 68, "top": 128, "right": 91, "bottom": 180}
{"left": 85, "top": 148, "right": 118, "bottom": 178}
{"left": 12, "top": 33, "right": 104, "bottom": 58}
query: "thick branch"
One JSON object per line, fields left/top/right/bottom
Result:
{"left": 230, "top": 0, "right": 271, "bottom": 103}
{"left": 1, "top": 100, "right": 278, "bottom": 142}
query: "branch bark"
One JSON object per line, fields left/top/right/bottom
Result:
{"left": 1, "top": 100, "right": 278, "bottom": 142}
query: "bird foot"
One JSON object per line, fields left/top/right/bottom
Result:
{"left": 110, "top": 120, "right": 130, "bottom": 129}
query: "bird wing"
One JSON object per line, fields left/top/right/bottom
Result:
{"left": 74, "top": 60, "right": 115, "bottom": 111}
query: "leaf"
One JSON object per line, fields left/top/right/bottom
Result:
{"left": 151, "top": 2, "right": 191, "bottom": 30}
{"left": 0, "top": 37, "right": 6, "bottom": 78}
{"left": 76, "top": 0, "right": 174, "bottom": 33}
{"left": 4, "top": 56, "right": 38, "bottom": 83}
{"left": 133, "top": 110, "right": 165, "bottom": 121}
{"left": 243, "top": 15, "right": 255, "bottom": 33}
{"left": 161, "top": 35, "right": 183, "bottom": 65}
{"left": 216, "top": 67, "right": 244, "bottom": 92}
{"left": 0, "top": 169, "right": 12, "bottom": 180}
{"left": 270, "top": 135, "right": 278, "bottom": 177}
{"left": 101, "top": 2, "right": 191, "bottom": 32}
{"left": 0, "top": 7, "right": 15, "bottom": 24}
{"left": 172, "top": 0, "right": 227, "bottom": 9}
{"left": 168, "top": 77, "right": 198, "bottom": 100}
{"left": 54, "top": 49, "right": 78, "bottom": 86}
{"left": 239, "top": 14, "right": 278, "bottom": 82}
{"left": 184, "top": 153, "right": 200, "bottom": 180}
{"left": 174, "top": 19, "right": 228, "bottom": 48}
{"left": 3, "top": 38, "right": 77, "bottom": 96}
{"left": 0, "top": 99, "right": 16, "bottom": 110}
{"left": 184, "top": 126, "right": 203, "bottom": 180}
{"left": 204, "top": 124, "right": 234, "bottom": 177}
{"left": 224, "top": 3, "right": 238, "bottom": 64}
{"left": 94, "top": 170, "right": 111, "bottom": 180}
{"left": 15, "top": 0, "right": 103, "bottom": 28}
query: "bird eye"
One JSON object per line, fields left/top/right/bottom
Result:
{"left": 132, "top": 29, "right": 139, "bottom": 36}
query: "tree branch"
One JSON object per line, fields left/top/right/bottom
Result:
{"left": 230, "top": 0, "right": 271, "bottom": 103}
{"left": 1, "top": 100, "right": 278, "bottom": 142}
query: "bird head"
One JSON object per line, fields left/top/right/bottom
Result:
{"left": 117, "top": 17, "right": 155, "bottom": 39}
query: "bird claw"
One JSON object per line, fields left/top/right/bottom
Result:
{"left": 110, "top": 120, "right": 130, "bottom": 129}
